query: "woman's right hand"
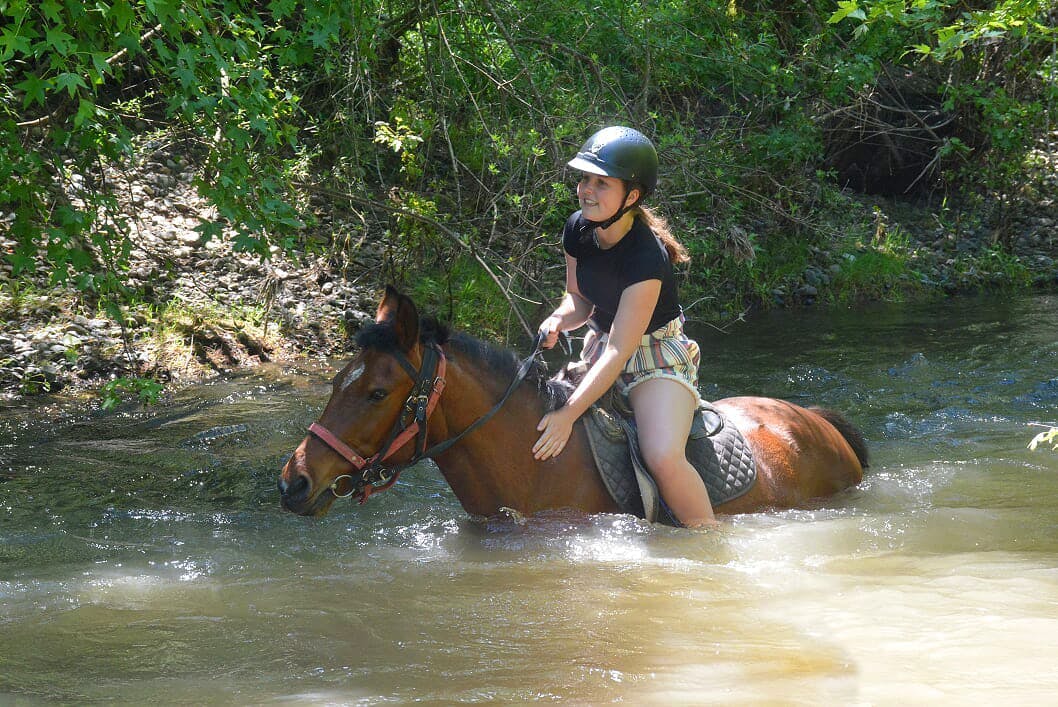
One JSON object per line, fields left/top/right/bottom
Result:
{"left": 538, "top": 316, "right": 563, "bottom": 349}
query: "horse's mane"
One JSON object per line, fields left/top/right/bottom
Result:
{"left": 356, "top": 315, "right": 572, "bottom": 411}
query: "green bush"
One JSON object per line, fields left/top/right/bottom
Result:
{"left": 2, "top": 0, "right": 1055, "bottom": 336}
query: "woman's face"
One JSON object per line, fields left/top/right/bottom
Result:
{"left": 576, "top": 173, "right": 637, "bottom": 222}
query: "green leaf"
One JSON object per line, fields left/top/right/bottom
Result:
{"left": 307, "top": 14, "right": 340, "bottom": 48}
{"left": 224, "top": 125, "right": 252, "bottom": 148}
{"left": 8, "top": 248, "right": 36, "bottom": 275}
{"left": 73, "top": 97, "right": 96, "bottom": 127}
{"left": 828, "top": 1, "right": 865, "bottom": 24}
{"left": 249, "top": 115, "right": 271, "bottom": 135}
{"left": 194, "top": 220, "right": 225, "bottom": 243}
{"left": 0, "top": 25, "right": 34, "bottom": 60}
{"left": 173, "top": 43, "right": 198, "bottom": 87}
{"left": 55, "top": 71, "right": 87, "bottom": 97}
{"left": 109, "top": 0, "right": 136, "bottom": 30}
{"left": 174, "top": 64, "right": 196, "bottom": 87}
{"left": 143, "top": 0, "right": 179, "bottom": 22}
{"left": 99, "top": 367, "right": 169, "bottom": 405}
{"left": 268, "top": 0, "right": 297, "bottom": 20}
{"left": 16, "top": 74, "right": 49, "bottom": 107}
{"left": 44, "top": 26, "right": 76, "bottom": 55}
{"left": 40, "top": 0, "right": 63, "bottom": 23}
{"left": 232, "top": 229, "right": 265, "bottom": 253}
{"left": 55, "top": 205, "right": 86, "bottom": 228}
{"left": 89, "top": 51, "right": 112, "bottom": 81}
{"left": 69, "top": 247, "right": 95, "bottom": 271}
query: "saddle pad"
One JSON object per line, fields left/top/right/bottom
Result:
{"left": 584, "top": 406, "right": 650, "bottom": 519}
{"left": 583, "top": 402, "right": 757, "bottom": 524}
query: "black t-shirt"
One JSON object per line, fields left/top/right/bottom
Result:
{"left": 562, "top": 211, "right": 682, "bottom": 333}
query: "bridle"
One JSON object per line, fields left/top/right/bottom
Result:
{"left": 307, "top": 335, "right": 545, "bottom": 504}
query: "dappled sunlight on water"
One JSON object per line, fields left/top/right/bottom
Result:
{"left": 2, "top": 295, "right": 1058, "bottom": 703}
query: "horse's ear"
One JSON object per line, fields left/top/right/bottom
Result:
{"left": 375, "top": 285, "right": 419, "bottom": 351}
{"left": 375, "top": 285, "right": 401, "bottom": 324}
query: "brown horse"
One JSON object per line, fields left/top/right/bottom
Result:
{"left": 279, "top": 287, "right": 868, "bottom": 520}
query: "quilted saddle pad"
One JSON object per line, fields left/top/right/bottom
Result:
{"left": 583, "top": 398, "right": 757, "bottom": 525}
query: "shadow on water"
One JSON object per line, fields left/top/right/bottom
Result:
{"left": 2, "top": 294, "right": 1058, "bottom": 703}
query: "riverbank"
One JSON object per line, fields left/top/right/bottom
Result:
{"left": 2, "top": 140, "right": 1057, "bottom": 404}
{"left": 0, "top": 145, "right": 382, "bottom": 401}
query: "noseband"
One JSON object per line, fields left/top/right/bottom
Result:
{"left": 308, "top": 343, "right": 447, "bottom": 504}
{"left": 308, "top": 336, "right": 544, "bottom": 504}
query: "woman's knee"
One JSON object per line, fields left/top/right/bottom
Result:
{"left": 639, "top": 444, "right": 688, "bottom": 478}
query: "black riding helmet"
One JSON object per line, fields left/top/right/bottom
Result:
{"left": 568, "top": 126, "right": 658, "bottom": 229}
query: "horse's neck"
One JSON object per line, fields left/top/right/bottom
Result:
{"left": 428, "top": 355, "right": 615, "bottom": 518}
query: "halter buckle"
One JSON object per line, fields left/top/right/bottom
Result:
{"left": 330, "top": 474, "right": 358, "bottom": 498}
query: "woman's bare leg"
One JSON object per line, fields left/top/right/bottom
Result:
{"left": 629, "top": 378, "right": 716, "bottom": 527}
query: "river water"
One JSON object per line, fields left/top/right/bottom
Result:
{"left": 2, "top": 294, "right": 1057, "bottom": 704}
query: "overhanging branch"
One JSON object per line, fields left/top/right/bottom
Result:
{"left": 296, "top": 182, "right": 534, "bottom": 338}
{"left": 16, "top": 24, "right": 164, "bottom": 129}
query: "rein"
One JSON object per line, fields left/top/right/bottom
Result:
{"left": 309, "top": 334, "right": 546, "bottom": 504}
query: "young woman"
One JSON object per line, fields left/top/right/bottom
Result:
{"left": 532, "top": 126, "right": 715, "bottom": 527}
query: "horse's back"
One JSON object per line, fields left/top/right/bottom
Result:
{"left": 711, "top": 396, "right": 865, "bottom": 512}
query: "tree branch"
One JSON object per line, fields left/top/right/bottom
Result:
{"left": 16, "top": 24, "right": 164, "bottom": 129}
{"left": 296, "top": 182, "right": 534, "bottom": 337}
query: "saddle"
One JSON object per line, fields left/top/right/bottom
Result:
{"left": 578, "top": 386, "right": 757, "bottom": 525}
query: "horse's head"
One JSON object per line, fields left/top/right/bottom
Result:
{"left": 279, "top": 286, "right": 436, "bottom": 516}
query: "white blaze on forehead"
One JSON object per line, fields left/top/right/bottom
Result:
{"left": 340, "top": 362, "right": 366, "bottom": 391}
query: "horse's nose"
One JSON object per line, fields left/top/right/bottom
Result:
{"left": 278, "top": 472, "right": 310, "bottom": 503}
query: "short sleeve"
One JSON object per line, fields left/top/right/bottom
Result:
{"left": 562, "top": 211, "right": 592, "bottom": 258}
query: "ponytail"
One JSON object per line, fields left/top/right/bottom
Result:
{"left": 634, "top": 205, "right": 689, "bottom": 265}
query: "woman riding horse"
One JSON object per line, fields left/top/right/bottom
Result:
{"left": 533, "top": 126, "right": 714, "bottom": 527}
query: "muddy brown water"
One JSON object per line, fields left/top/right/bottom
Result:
{"left": 2, "top": 294, "right": 1057, "bottom": 704}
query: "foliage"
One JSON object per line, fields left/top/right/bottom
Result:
{"left": 2, "top": 0, "right": 1056, "bottom": 363}
{"left": 408, "top": 256, "right": 518, "bottom": 338}
{"left": 99, "top": 375, "right": 164, "bottom": 409}
{"left": 952, "top": 246, "right": 1035, "bottom": 288}
{"left": 827, "top": 0, "right": 1057, "bottom": 241}
{"left": 1, "top": 0, "right": 319, "bottom": 292}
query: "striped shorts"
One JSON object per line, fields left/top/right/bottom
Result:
{"left": 582, "top": 314, "right": 702, "bottom": 404}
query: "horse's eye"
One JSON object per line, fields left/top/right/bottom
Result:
{"left": 368, "top": 389, "right": 388, "bottom": 402}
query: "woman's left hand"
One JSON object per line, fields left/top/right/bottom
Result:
{"left": 533, "top": 406, "right": 578, "bottom": 460}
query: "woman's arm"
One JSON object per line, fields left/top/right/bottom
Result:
{"left": 539, "top": 253, "right": 593, "bottom": 348}
{"left": 533, "top": 278, "right": 660, "bottom": 460}
{"left": 560, "top": 279, "right": 659, "bottom": 418}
